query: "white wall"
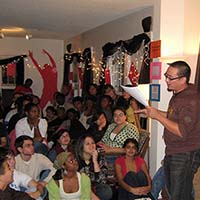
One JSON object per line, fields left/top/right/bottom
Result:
{"left": 184, "top": 0, "right": 200, "bottom": 82}
{"left": 149, "top": 0, "right": 200, "bottom": 176}
{"left": 66, "top": 7, "right": 153, "bottom": 62}
{"left": 0, "top": 37, "right": 64, "bottom": 98}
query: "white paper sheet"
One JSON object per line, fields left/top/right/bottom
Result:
{"left": 121, "top": 85, "right": 149, "bottom": 107}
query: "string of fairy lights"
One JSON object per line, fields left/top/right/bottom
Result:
{"left": 0, "top": 43, "right": 149, "bottom": 86}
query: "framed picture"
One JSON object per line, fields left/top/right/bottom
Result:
{"left": 150, "top": 62, "right": 162, "bottom": 80}
{"left": 150, "top": 84, "right": 160, "bottom": 101}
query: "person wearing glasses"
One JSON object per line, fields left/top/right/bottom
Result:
{"left": 98, "top": 107, "right": 139, "bottom": 164}
{"left": 135, "top": 61, "right": 200, "bottom": 200}
{"left": 46, "top": 152, "right": 91, "bottom": 200}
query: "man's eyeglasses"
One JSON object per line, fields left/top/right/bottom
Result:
{"left": 164, "top": 73, "right": 184, "bottom": 81}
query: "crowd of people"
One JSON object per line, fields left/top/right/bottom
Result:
{"left": 0, "top": 80, "right": 155, "bottom": 200}
{"left": 0, "top": 60, "right": 199, "bottom": 200}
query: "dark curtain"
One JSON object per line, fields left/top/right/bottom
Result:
{"left": 82, "top": 48, "right": 93, "bottom": 97}
{"left": 194, "top": 45, "right": 200, "bottom": 92}
{"left": 63, "top": 53, "right": 71, "bottom": 85}
{"left": 0, "top": 55, "right": 26, "bottom": 85}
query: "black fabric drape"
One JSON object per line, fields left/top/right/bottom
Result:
{"left": 0, "top": 55, "right": 26, "bottom": 85}
{"left": 63, "top": 54, "right": 71, "bottom": 85}
{"left": 102, "top": 33, "right": 150, "bottom": 58}
{"left": 82, "top": 48, "right": 93, "bottom": 97}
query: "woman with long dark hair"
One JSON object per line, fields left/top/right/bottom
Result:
{"left": 75, "top": 134, "right": 112, "bottom": 200}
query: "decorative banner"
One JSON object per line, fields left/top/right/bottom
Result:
{"left": 150, "top": 40, "right": 161, "bottom": 58}
{"left": 77, "top": 67, "right": 83, "bottom": 89}
{"left": 105, "top": 68, "right": 111, "bottom": 84}
{"left": 150, "top": 62, "right": 162, "bottom": 80}
{"left": 6, "top": 63, "right": 16, "bottom": 77}
{"left": 128, "top": 62, "right": 139, "bottom": 86}
{"left": 150, "top": 84, "right": 161, "bottom": 101}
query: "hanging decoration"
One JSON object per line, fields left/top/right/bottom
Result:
{"left": 105, "top": 68, "right": 111, "bottom": 84}
{"left": 6, "top": 63, "right": 16, "bottom": 77}
{"left": 0, "top": 55, "right": 26, "bottom": 85}
{"left": 64, "top": 47, "right": 93, "bottom": 97}
{"left": 128, "top": 62, "right": 139, "bottom": 86}
{"left": 100, "top": 16, "right": 152, "bottom": 90}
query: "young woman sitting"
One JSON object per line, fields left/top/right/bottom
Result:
{"left": 115, "top": 138, "right": 154, "bottom": 200}
{"left": 46, "top": 152, "right": 91, "bottom": 200}
{"left": 48, "top": 129, "right": 73, "bottom": 162}
{"left": 75, "top": 134, "right": 113, "bottom": 200}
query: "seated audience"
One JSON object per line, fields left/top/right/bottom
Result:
{"left": 15, "top": 103, "right": 48, "bottom": 154}
{"left": 52, "top": 92, "right": 66, "bottom": 110}
{"left": 87, "top": 111, "right": 109, "bottom": 143}
{"left": 98, "top": 107, "right": 139, "bottom": 157}
{"left": 103, "top": 84, "right": 121, "bottom": 108}
{"left": 117, "top": 87, "right": 141, "bottom": 129}
{"left": 3, "top": 92, "right": 23, "bottom": 121}
{"left": 48, "top": 129, "right": 73, "bottom": 162}
{"left": 115, "top": 138, "right": 154, "bottom": 200}
{"left": 0, "top": 149, "right": 34, "bottom": 200}
{"left": 15, "top": 135, "right": 56, "bottom": 193}
{"left": 59, "top": 108, "right": 86, "bottom": 143}
{"left": 85, "top": 83, "right": 100, "bottom": 103}
{"left": 0, "top": 148, "right": 43, "bottom": 199}
{"left": 14, "top": 78, "right": 33, "bottom": 95}
{"left": 72, "top": 96, "right": 84, "bottom": 115}
{"left": 0, "top": 123, "right": 8, "bottom": 148}
{"left": 46, "top": 152, "right": 91, "bottom": 200}
{"left": 8, "top": 95, "right": 32, "bottom": 134}
{"left": 98, "top": 95, "right": 113, "bottom": 123}
{"left": 60, "top": 83, "right": 73, "bottom": 104}
{"left": 75, "top": 134, "right": 113, "bottom": 200}
{"left": 79, "top": 96, "right": 96, "bottom": 130}
{"left": 45, "top": 106, "right": 62, "bottom": 142}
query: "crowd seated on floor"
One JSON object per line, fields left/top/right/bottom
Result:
{"left": 0, "top": 82, "right": 156, "bottom": 200}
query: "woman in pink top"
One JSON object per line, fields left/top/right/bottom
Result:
{"left": 115, "top": 138, "right": 154, "bottom": 200}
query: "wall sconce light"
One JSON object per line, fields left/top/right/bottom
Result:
{"left": 25, "top": 34, "right": 32, "bottom": 40}
{"left": 0, "top": 32, "right": 4, "bottom": 39}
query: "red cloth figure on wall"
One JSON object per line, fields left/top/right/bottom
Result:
{"left": 29, "top": 50, "right": 58, "bottom": 109}
{"left": 128, "top": 62, "right": 139, "bottom": 86}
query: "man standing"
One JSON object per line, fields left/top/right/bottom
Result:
{"left": 136, "top": 61, "right": 200, "bottom": 200}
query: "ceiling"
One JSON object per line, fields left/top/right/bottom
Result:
{"left": 0, "top": 0, "right": 153, "bottom": 40}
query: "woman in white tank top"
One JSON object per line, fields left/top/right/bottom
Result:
{"left": 47, "top": 152, "right": 92, "bottom": 200}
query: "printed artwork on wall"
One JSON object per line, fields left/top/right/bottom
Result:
{"left": 150, "top": 84, "right": 160, "bottom": 101}
{"left": 150, "top": 62, "right": 162, "bottom": 80}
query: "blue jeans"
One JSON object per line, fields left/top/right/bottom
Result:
{"left": 164, "top": 150, "right": 200, "bottom": 200}
{"left": 118, "top": 171, "right": 154, "bottom": 200}
{"left": 151, "top": 166, "right": 165, "bottom": 200}
{"left": 34, "top": 141, "right": 48, "bottom": 156}
{"left": 95, "top": 183, "right": 113, "bottom": 200}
